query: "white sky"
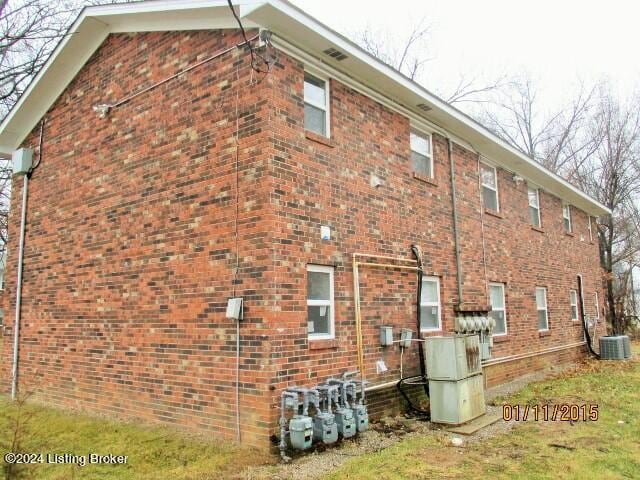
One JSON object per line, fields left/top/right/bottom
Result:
{"left": 290, "top": 0, "right": 640, "bottom": 108}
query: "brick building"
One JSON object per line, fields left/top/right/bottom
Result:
{"left": 0, "top": 0, "right": 609, "bottom": 447}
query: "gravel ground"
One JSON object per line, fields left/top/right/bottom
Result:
{"left": 248, "top": 362, "right": 578, "bottom": 480}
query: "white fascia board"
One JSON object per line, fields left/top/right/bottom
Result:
{"left": 0, "top": 0, "right": 264, "bottom": 154}
{"left": 246, "top": 0, "right": 610, "bottom": 216}
{"left": 92, "top": 1, "right": 261, "bottom": 33}
{"left": 0, "top": 15, "right": 109, "bottom": 155}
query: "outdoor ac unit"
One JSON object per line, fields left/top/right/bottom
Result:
{"left": 424, "top": 335, "right": 481, "bottom": 381}
{"left": 621, "top": 335, "right": 632, "bottom": 359}
{"left": 425, "top": 335, "right": 485, "bottom": 425}
{"left": 599, "top": 336, "right": 626, "bottom": 360}
{"left": 429, "top": 374, "right": 485, "bottom": 424}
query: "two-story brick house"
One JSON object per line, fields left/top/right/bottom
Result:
{"left": 0, "top": 0, "right": 609, "bottom": 447}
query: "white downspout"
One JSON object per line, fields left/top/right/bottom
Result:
{"left": 11, "top": 173, "right": 29, "bottom": 400}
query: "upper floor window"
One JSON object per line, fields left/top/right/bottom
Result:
{"left": 480, "top": 162, "right": 499, "bottom": 211}
{"left": 563, "top": 204, "right": 572, "bottom": 233}
{"left": 536, "top": 287, "right": 549, "bottom": 331}
{"left": 489, "top": 283, "right": 507, "bottom": 336}
{"left": 528, "top": 187, "right": 541, "bottom": 227}
{"left": 410, "top": 132, "right": 433, "bottom": 178}
{"left": 307, "top": 264, "right": 335, "bottom": 340}
{"left": 420, "top": 276, "right": 441, "bottom": 331}
{"left": 304, "top": 72, "right": 330, "bottom": 137}
{"left": 588, "top": 216, "right": 593, "bottom": 242}
{"left": 570, "top": 289, "right": 578, "bottom": 321}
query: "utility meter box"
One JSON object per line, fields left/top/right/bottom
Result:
{"left": 12, "top": 148, "right": 33, "bottom": 175}
{"left": 428, "top": 374, "right": 485, "bottom": 424}
{"left": 313, "top": 412, "right": 338, "bottom": 444}
{"left": 334, "top": 407, "right": 356, "bottom": 438}
{"left": 400, "top": 328, "right": 413, "bottom": 348}
{"left": 289, "top": 415, "right": 313, "bottom": 450}
{"left": 379, "top": 326, "right": 393, "bottom": 346}
{"left": 425, "top": 335, "right": 481, "bottom": 381}
{"left": 354, "top": 404, "right": 369, "bottom": 433}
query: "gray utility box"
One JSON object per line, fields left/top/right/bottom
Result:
{"left": 425, "top": 335, "right": 481, "bottom": 381}
{"left": 429, "top": 374, "right": 485, "bottom": 424}
{"left": 12, "top": 148, "right": 33, "bottom": 175}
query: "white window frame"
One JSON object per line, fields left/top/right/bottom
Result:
{"left": 563, "top": 204, "right": 572, "bottom": 233}
{"left": 303, "top": 69, "right": 330, "bottom": 138}
{"left": 595, "top": 291, "right": 600, "bottom": 319}
{"left": 528, "top": 186, "right": 541, "bottom": 227}
{"left": 306, "top": 264, "right": 335, "bottom": 340}
{"left": 480, "top": 162, "right": 500, "bottom": 212}
{"left": 588, "top": 216, "right": 593, "bottom": 242}
{"left": 570, "top": 289, "right": 578, "bottom": 321}
{"left": 410, "top": 130, "right": 433, "bottom": 179}
{"left": 489, "top": 282, "right": 507, "bottom": 336}
{"left": 536, "top": 287, "right": 549, "bottom": 331}
{"left": 420, "top": 276, "right": 441, "bottom": 332}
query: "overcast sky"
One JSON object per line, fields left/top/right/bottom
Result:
{"left": 290, "top": 0, "right": 639, "bottom": 109}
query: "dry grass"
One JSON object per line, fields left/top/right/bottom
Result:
{"left": 0, "top": 397, "right": 271, "bottom": 479}
{"left": 324, "top": 349, "right": 640, "bottom": 480}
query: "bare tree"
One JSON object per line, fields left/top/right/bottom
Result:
{"left": 478, "top": 74, "right": 600, "bottom": 175}
{"left": 353, "top": 20, "right": 503, "bottom": 105}
{"left": 0, "top": 1, "right": 133, "bottom": 254}
{"left": 0, "top": 0, "right": 83, "bottom": 118}
{"left": 355, "top": 19, "right": 432, "bottom": 81}
{"left": 573, "top": 89, "right": 640, "bottom": 334}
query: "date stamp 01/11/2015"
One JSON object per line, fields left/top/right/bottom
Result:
{"left": 502, "top": 403, "right": 599, "bottom": 422}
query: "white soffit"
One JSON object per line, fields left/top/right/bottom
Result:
{"left": 0, "top": 0, "right": 609, "bottom": 216}
{"left": 244, "top": 0, "right": 609, "bottom": 216}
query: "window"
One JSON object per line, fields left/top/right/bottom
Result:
{"left": 489, "top": 283, "right": 507, "bottom": 335}
{"left": 480, "top": 163, "right": 499, "bottom": 211}
{"left": 420, "top": 277, "right": 441, "bottom": 331}
{"left": 588, "top": 217, "right": 593, "bottom": 242}
{"left": 536, "top": 287, "right": 549, "bottom": 331}
{"left": 307, "top": 265, "right": 334, "bottom": 340}
{"left": 528, "top": 187, "right": 541, "bottom": 227}
{"left": 570, "top": 290, "right": 578, "bottom": 321}
{"left": 595, "top": 292, "right": 600, "bottom": 319}
{"left": 410, "top": 132, "right": 433, "bottom": 178}
{"left": 563, "top": 204, "right": 572, "bottom": 233}
{"left": 304, "top": 72, "right": 329, "bottom": 137}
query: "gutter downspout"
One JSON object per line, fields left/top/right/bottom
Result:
{"left": 11, "top": 173, "right": 29, "bottom": 400}
{"left": 448, "top": 138, "right": 463, "bottom": 304}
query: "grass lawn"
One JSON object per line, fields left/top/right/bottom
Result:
{"left": 1, "top": 349, "right": 639, "bottom": 479}
{"left": 325, "top": 352, "right": 640, "bottom": 480}
{"left": 0, "top": 397, "right": 270, "bottom": 480}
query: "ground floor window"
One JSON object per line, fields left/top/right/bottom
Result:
{"left": 420, "top": 276, "right": 441, "bottom": 331}
{"left": 536, "top": 287, "right": 549, "bottom": 331}
{"left": 489, "top": 283, "right": 507, "bottom": 335}
{"left": 570, "top": 289, "right": 578, "bottom": 321}
{"left": 307, "top": 264, "right": 335, "bottom": 340}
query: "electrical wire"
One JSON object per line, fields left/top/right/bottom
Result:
{"left": 395, "top": 245, "right": 430, "bottom": 418}
{"left": 578, "top": 275, "right": 600, "bottom": 358}
{"left": 28, "top": 118, "right": 46, "bottom": 175}
{"left": 226, "top": 0, "right": 272, "bottom": 74}
{"left": 93, "top": 33, "right": 262, "bottom": 117}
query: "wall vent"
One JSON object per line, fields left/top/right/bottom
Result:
{"left": 416, "top": 103, "right": 432, "bottom": 112}
{"left": 323, "top": 47, "right": 348, "bottom": 61}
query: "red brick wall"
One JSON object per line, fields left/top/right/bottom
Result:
{"left": 1, "top": 30, "right": 276, "bottom": 446}
{"left": 0, "top": 30, "right": 606, "bottom": 446}
{"left": 263, "top": 50, "right": 605, "bottom": 433}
